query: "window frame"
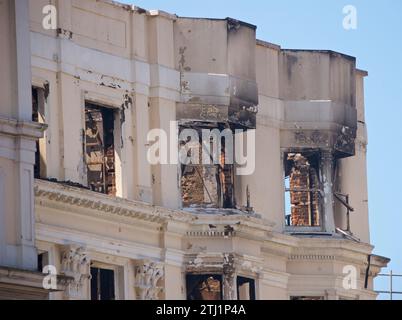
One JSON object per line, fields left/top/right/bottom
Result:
{"left": 90, "top": 261, "right": 122, "bottom": 301}
{"left": 84, "top": 101, "right": 119, "bottom": 196}
{"left": 179, "top": 123, "right": 235, "bottom": 209}
{"left": 32, "top": 86, "right": 47, "bottom": 179}
{"left": 282, "top": 150, "right": 325, "bottom": 232}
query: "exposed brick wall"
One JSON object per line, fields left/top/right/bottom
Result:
{"left": 180, "top": 126, "right": 234, "bottom": 208}
{"left": 288, "top": 153, "right": 320, "bottom": 226}
{"left": 181, "top": 165, "right": 219, "bottom": 206}
{"left": 309, "top": 167, "right": 320, "bottom": 226}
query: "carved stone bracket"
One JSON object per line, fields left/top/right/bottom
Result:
{"left": 134, "top": 260, "right": 164, "bottom": 300}
{"left": 60, "top": 245, "right": 90, "bottom": 299}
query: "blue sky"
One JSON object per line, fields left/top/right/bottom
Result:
{"left": 123, "top": 0, "right": 402, "bottom": 298}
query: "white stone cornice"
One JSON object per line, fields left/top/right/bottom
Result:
{"left": 0, "top": 117, "right": 47, "bottom": 139}
{"left": 34, "top": 179, "right": 193, "bottom": 225}
{"left": 193, "top": 213, "right": 274, "bottom": 230}
{"left": 35, "top": 179, "right": 276, "bottom": 235}
{"left": 188, "top": 212, "right": 275, "bottom": 241}
{"left": 33, "top": 181, "right": 380, "bottom": 269}
{"left": 287, "top": 240, "right": 377, "bottom": 267}
{"left": 293, "top": 237, "right": 374, "bottom": 254}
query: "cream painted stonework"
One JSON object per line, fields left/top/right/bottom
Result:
{"left": 0, "top": 0, "right": 389, "bottom": 300}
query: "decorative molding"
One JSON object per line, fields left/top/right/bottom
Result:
{"left": 186, "top": 230, "right": 236, "bottom": 238}
{"left": 134, "top": 260, "right": 164, "bottom": 300}
{"left": 34, "top": 179, "right": 274, "bottom": 233}
{"left": 60, "top": 245, "right": 90, "bottom": 299}
{"left": 289, "top": 254, "right": 335, "bottom": 261}
{"left": 186, "top": 253, "right": 226, "bottom": 273}
{"left": 34, "top": 179, "right": 192, "bottom": 224}
{"left": 0, "top": 117, "right": 47, "bottom": 139}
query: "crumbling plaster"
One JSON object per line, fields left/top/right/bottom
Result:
{"left": 0, "top": 0, "right": 388, "bottom": 300}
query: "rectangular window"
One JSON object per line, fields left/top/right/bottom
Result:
{"left": 37, "top": 251, "right": 49, "bottom": 272}
{"left": 32, "top": 87, "right": 46, "bottom": 179}
{"left": 237, "top": 276, "right": 255, "bottom": 300}
{"left": 90, "top": 267, "right": 115, "bottom": 300}
{"left": 84, "top": 103, "right": 116, "bottom": 195}
{"left": 180, "top": 124, "right": 234, "bottom": 209}
{"left": 186, "top": 274, "right": 222, "bottom": 300}
{"left": 284, "top": 152, "right": 321, "bottom": 227}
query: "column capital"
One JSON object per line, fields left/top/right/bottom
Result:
{"left": 134, "top": 260, "right": 164, "bottom": 300}
{"left": 59, "top": 245, "right": 90, "bottom": 299}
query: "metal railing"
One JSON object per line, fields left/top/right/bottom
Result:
{"left": 376, "top": 270, "right": 402, "bottom": 300}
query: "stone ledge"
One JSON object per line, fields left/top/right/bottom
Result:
{"left": 0, "top": 116, "right": 47, "bottom": 140}
{"left": 0, "top": 266, "right": 70, "bottom": 300}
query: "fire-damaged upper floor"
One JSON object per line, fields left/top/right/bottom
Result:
{"left": 26, "top": 0, "right": 370, "bottom": 244}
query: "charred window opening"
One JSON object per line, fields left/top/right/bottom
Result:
{"left": 180, "top": 123, "right": 234, "bottom": 209}
{"left": 186, "top": 274, "right": 222, "bottom": 300}
{"left": 85, "top": 103, "right": 116, "bottom": 196}
{"left": 32, "top": 87, "right": 45, "bottom": 178}
{"left": 284, "top": 152, "right": 321, "bottom": 227}
{"left": 237, "top": 276, "right": 255, "bottom": 300}
{"left": 90, "top": 267, "right": 115, "bottom": 300}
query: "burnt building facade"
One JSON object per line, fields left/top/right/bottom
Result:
{"left": 0, "top": 0, "right": 389, "bottom": 300}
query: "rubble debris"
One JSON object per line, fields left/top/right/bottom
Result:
{"left": 85, "top": 103, "right": 116, "bottom": 195}
{"left": 180, "top": 124, "right": 234, "bottom": 208}
{"left": 38, "top": 177, "right": 90, "bottom": 190}
{"left": 186, "top": 274, "right": 222, "bottom": 300}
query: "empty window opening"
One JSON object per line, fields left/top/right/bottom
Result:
{"left": 37, "top": 251, "right": 49, "bottom": 272}
{"left": 186, "top": 274, "right": 222, "bottom": 300}
{"left": 90, "top": 267, "right": 115, "bottom": 300}
{"left": 180, "top": 124, "right": 234, "bottom": 209}
{"left": 237, "top": 277, "right": 255, "bottom": 300}
{"left": 284, "top": 152, "right": 321, "bottom": 227}
{"left": 85, "top": 103, "right": 116, "bottom": 195}
{"left": 32, "top": 87, "right": 46, "bottom": 178}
